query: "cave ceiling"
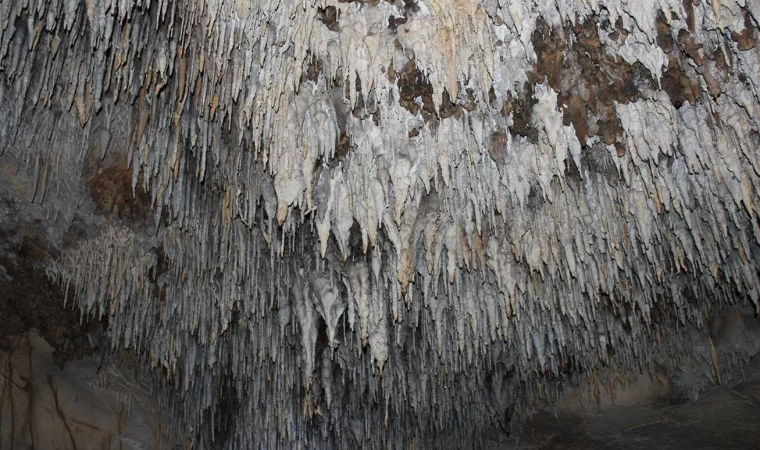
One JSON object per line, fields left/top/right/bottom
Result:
{"left": 1, "top": 0, "right": 760, "bottom": 447}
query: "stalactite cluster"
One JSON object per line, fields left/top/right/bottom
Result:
{"left": 2, "top": 0, "right": 760, "bottom": 447}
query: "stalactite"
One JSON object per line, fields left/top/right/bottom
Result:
{"left": 2, "top": 0, "right": 760, "bottom": 447}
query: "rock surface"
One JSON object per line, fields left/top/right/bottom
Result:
{"left": 0, "top": 331, "right": 164, "bottom": 450}
{"left": 503, "top": 365, "right": 760, "bottom": 449}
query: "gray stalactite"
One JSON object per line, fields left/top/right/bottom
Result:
{"left": 2, "top": 0, "right": 760, "bottom": 447}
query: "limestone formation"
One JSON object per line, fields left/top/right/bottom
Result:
{"left": 1, "top": 0, "right": 759, "bottom": 447}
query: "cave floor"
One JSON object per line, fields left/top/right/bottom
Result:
{"left": 491, "top": 377, "right": 760, "bottom": 449}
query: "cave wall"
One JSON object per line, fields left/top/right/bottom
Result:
{"left": 0, "top": 230, "right": 169, "bottom": 449}
{"left": 0, "top": 331, "right": 162, "bottom": 450}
